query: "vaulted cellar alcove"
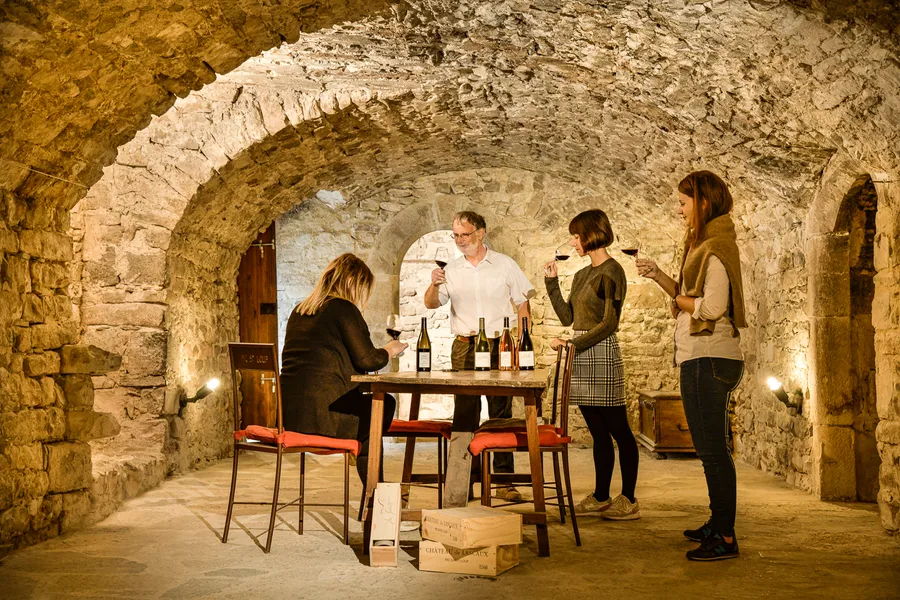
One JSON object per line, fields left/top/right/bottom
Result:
{"left": 2, "top": 1, "right": 900, "bottom": 591}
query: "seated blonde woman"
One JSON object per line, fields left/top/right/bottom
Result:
{"left": 280, "top": 253, "right": 407, "bottom": 486}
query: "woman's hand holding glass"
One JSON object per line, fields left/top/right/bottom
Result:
{"left": 635, "top": 257, "right": 659, "bottom": 281}
{"left": 543, "top": 260, "right": 558, "bottom": 278}
{"left": 384, "top": 339, "right": 408, "bottom": 358}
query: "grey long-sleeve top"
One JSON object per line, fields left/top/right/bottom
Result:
{"left": 544, "top": 258, "right": 627, "bottom": 352}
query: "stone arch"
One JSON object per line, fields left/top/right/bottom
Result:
{"left": 806, "top": 154, "right": 898, "bottom": 514}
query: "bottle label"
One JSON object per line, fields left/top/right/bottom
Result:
{"left": 418, "top": 351, "right": 430, "bottom": 369}
{"left": 475, "top": 352, "right": 491, "bottom": 369}
{"left": 519, "top": 351, "right": 534, "bottom": 368}
{"left": 500, "top": 352, "right": 512, "bottom": 368}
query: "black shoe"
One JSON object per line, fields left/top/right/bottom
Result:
{"left": 683, "top": 521, "right": 713, "bottom": 542}
{"left": 686, "top": 533, "right": 740, "bottom": 562}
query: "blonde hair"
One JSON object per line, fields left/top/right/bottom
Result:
{"left": 295, "top": 253, "right": 375, "bottom": 315}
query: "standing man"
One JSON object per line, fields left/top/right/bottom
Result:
{"left": 424, "top": 211, "right": 535, "bottom": 505}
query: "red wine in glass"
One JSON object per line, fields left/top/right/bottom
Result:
{"left": 554, "top": 252, "right": 570, "bottom": 261}
{"left": 435, "top": 260, "right": 447, "bottom": 268}
{"left": 386, "top": 328, "right": 401, "bottom": 340}
{"left": 621, "top": 248, "right": 639, "bottom": 257}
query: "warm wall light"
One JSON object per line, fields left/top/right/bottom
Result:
{"left": 767, "top": 377, "right": 801, "bottom": 414}
{"left": 180, "top": 378, "right": 221, "bottom": 408}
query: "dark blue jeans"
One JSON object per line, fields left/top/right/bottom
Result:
{"left": 680, "top": 357, "right": 744, "bottom": 537}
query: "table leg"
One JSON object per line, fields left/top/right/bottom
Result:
{"left": 360, "top": 392, "right": 385, "bottom": 554}
{"left": 524, "top": 390, "right": 549, "bottom": 557}
{"left": 443, "top": 431, "right": 474, "bottom": 508}
{"left": 400, "top": 393, "right": 421, "bottom": 507}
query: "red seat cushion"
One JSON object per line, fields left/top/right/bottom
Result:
{"left": 388, "top": 419, "right": 453, "bottom": 439}
{"left": 469, "top": 425, "right": 571, "bottom": 456}
{"left": 244, "top": 425, "right": 361, "bottom": 456}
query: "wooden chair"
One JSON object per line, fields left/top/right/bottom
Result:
{"left": 469, "top": 343, "right": 581, "bottom": 546}
{"left": 222, "top": 343, "right": 360, "bottom": 552}
{"left": 387, "top": 392, "right": 451, "bottom": 507}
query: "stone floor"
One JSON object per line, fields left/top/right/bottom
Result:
{"left": 2, "top": 444, "right": 899, "bottom": 600}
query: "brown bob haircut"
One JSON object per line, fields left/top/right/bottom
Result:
{"left": 678, "top": 171, "right": 734, "bottom": 247}
{"left": 568, "top": 209, "right": 614, "bottom": 252}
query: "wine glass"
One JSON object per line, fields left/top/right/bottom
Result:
{"left": 617, "top": 234, "right": 641, "bottom": 259}
{"left": 386, "top": 313, "right": 401, "bottom": 340}
{"left": 434, "top": 247, "right": 451, "bottom": 270}
{"left": 554, "top": 242, "right": 572, "bottom": 262}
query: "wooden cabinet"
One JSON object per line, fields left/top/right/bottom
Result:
{"left": 636, "top": 390, "right": 695, "bottom": 455}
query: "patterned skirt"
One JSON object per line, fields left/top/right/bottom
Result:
{"left": 569, "top": 332, "right": 626, "bottom": 407}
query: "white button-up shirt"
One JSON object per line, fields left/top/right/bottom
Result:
{"left": 437, "top": 248, "right": 535, "bottom": 338}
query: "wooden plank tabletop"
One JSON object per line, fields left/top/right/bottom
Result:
{"left": 352, "top": 369, "right": 549, "bottom": 388}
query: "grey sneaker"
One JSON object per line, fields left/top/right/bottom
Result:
{"left": 600, "top": 494, "right": 641, "bottom": 520}
{"left": 494, "top": 486, "right": 523, "bottom": 502}
{"left": 574, "top": 493, "right": 613, "bottom": 515}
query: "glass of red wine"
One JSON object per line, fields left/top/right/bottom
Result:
{"left": 618, "top": 235, "right": 641, "bottom": 259}
{"left": 386, "top": 313, "right": 402, "bottom": 341}
{"left": 435, "top": 247, "right": 451, "bottom": 270}
{"left": 554, "top": 242, "right": 572, "bottom": 262}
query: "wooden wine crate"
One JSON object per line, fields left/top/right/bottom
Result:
{"left": 636, "top": 390, "right": 695, "bottom": 455}
{"left": 421, "top": 506, "right": 522, "bottom": 549}
{"left": 369, "top": 483, "right": 402, "bottom": 567}
{"left": 418, "top": 541, "right": 519, "bottom": 576}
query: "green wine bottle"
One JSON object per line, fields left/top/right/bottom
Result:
{"left": 417, "top": 317, "right": 431, "bottom": 372}
{"left": 475, "top": 317, "right": 491, "bottom": 371}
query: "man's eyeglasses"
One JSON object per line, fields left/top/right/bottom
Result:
{"left": 449, "top": 230, "right": 480, "bottom": 241}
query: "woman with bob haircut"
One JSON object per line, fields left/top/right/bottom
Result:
{"left": 281, "top": 253, "right": 407, "bottom": 486}
{"left": 543, "top": 209, "right": 640, "bottom": 521}
{"left": 637, "top": 171, "right": 746, "bottom": 561}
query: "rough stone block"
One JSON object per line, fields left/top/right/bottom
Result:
{"left": 45, "top": 442, "right": 91, "bottom": 493}
{"left": 31, "top": 494, "right": 63, "bottom": 531}
{"left": 0, "top": 290, "right": 24, "bottom": 325}
{"left": 0, "top": 455, "right": 12, "bottom": 510}
{"left": 122, "top": 331, "right": 166, "bottom": 377}
{"left": 1, "top": 442, "right": 43, "bottom": 471}
{"left": 0, "top": 505, "right": 29, "bottom": 542}
{"left": 0, "top": 370, "right": 44, "bottom": 411}
{"left": 122, "top": 249, "right": 166, "bottom": 286}
{"left": 81, "top": 303, "right": 165, "bottom": 328}
{"left": 22, "top": 294, "right": 44, "bottom": 323}
{"left": 807, "top": 269, "right": 850, "bottom": 317}
{"left": 876, "top": 419, "right": 900, "bottom": 445}
{"left": 808, "top": 317, "right": 852, "bottom": 416}
{"left": 58, "top": 374, "right": 95, "bottom": 409}
{"left": 815, "top": 425, "right": 857, "bottom": 500}
{"left": 23, "top": 352, "right": 60, "bottom": 377}
{"left": 59, "top": 345, "right": 122, "bottom": 375}
{"left": 0, "top": 224, "right": 17, "bottom": 254}
{"left": 66, "top": 411, "right": 120, "bottom": 441}
{"left": 29, "top": 262, "right": 68, "bottom": 295}
{"left": 1, "top": 255, "right": 30, "bottom": 293}
{"left": 30, "top": 322, "right": 77, "bottom": 351}
{"left": 60, "top": 490, "right": 91, "bottom": 533}
{"left": 0, "top": 408, "right": 65, "bottom": 443}
{"left": 18, "top": 230, "right": 74, "bottom": 262}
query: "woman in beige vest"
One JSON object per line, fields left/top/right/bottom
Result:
{"left": 636, "top": 171, "right": 746, "bottom": 561}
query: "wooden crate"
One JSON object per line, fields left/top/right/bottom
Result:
{"left": 636, "top": 390, "right": 695, "bottom": 455}
{"left": 418, "top": 541, "right": 519, "bottom": 576}
{"left": 369, "top": 483, "right": 402, "bottom": 567}
{"left": 421, "top": 506, "right": 522, "bottom": 549}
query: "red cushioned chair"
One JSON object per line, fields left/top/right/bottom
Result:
{"left": 388, "top": 392, "right": 451, "bottom": 507}
{"left": 469, "top": 342, "right": 581, "bottom": 546}
{"left": 222, "top": 343, "right": 359, "bottom": 552}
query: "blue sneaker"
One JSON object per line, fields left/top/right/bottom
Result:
{"left": 684, "top": 520, "right": 713, "bottom": 542}
{"left": 686, "top": 532, "right": 740, "bottom": 561}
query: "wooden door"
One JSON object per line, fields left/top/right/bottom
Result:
{"left": 237, "top": 223, "right": 278, "bottom": 428}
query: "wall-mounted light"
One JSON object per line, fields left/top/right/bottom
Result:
{"left": 180, "top": 378, "right": 221, "bottom": 409}
{"left": 767, "top": 377, "right": 802, "bottom": 414}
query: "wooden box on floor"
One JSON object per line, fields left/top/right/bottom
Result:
{"left": 636, "top": 389, "right": 695, "bottom": 455}
{"left": 369, "top": 483, "right": 402, "bottom": 567}
{"left": 418, "top": 541, "right": 519, "bottom": 576}
{"left": 421, "top": 506, "right": 522, "bottom": 549}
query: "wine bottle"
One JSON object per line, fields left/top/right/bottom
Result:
{"left": 416, "top": 317, "right": 431, "bottom": 372}
{"left": 475, "top": 317, "right": 491, "bottom": 371}
{"left": 499, "top": 317, "right": 514, "bottom": 371}
{"left": 518, "top": 317, "right": 535, "bottom": 370}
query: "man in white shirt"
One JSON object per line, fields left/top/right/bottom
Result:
{"left": 424, "top": 211, "right": 535, "bottom": 504}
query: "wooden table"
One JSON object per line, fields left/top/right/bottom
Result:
{"left": 352, "top": 369, "right": 552, "bottom": 557}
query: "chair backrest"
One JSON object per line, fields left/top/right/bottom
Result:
{"left": 228, "top": 343, "right": 284, "bottom": 434}
{"left": 550, "top": 342, "right": 576, "bottom": 436}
